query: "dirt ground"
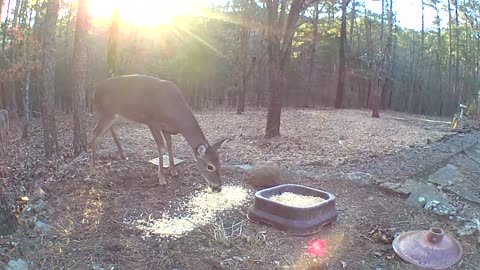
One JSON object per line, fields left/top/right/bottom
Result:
{"left": 1, "top": 108, "right": 480, "bottom": 270}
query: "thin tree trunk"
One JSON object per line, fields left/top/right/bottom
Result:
{"left": 0, "top": 0, "right": 4, "bottom": 23}
{"left": 454, "top": 0, "right": 460, "bottom": 101}
{"left": 418, "top": 0, "right": 425, "bottom": 113}
{"left": 434, "top": 0, "right": 443, "bottom": 115}
{"left": 22, "top": 2, "right": 34, "bottom": 139}
{"left": 6, "top": 0, "right": 23, "bottom": 118}
{"left": 348, "top": 0, "right": 356, "bottom": 50}
{"left": 72, "top": 0, "right": 89, "bottom": 156}
{"left": 447, "top": 0, "right": 453, "bottom": 94}
{"left": 41, "top": 0, "right": 60, "bottom": 159}
{"left": 0, "top": 190, "right": 17, "bottom": 236}
{"left": 335, "top": 0, "right": 350, "bottom": 108}
{"left": 1, "top": 0, "right": 11, "bottom": 50}
{"left": 381, "top": 0, "right": 394, "bottom": 109}
{"left": 237, "top": 0, "right": 251, "bottom": 114}
{"left": 304, "top": 2, "right": 320, "bottom": 107}
{"left": 371, "top": 0, "right": 385, "bottom": 118}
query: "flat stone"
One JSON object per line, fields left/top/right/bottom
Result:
{"left": 32, "top": 187, "right": 47, "bottom": 201}
{"left": 454, "top": 156, "right": 480, "bottom": 174}
{"left": 35, "top": 220, "right": 51, "bottom": 233}
{"left": 465, "top": 149, "right": 480, "bottom": 164}
{"left": 148, "top": 155, "right": 184, "bottom": 168}
{"left": 406, "top": 182, "right": 451, "bottom": 209}
{"left": 5, "top": 259, "right": 29, "bottom": 270}
{"left": 446, "top": 183, "right": 480, "bottom": 204}
{"left": 222, "top": 164, "right": 253, "bottom": 171}
{"left": 379, "top": 183, "right": 410, "bottom": 197}
{"left": 457, "top": 218, "right": 480, "bottom": 236}
{"left": 427, "top": 164, "right": 459, "bottom": 187}
{"left": 341, "top": 172, "right": 375, "bottom": 185}
{"left": 28, "top": 199, "right": 46, "bottom": 213}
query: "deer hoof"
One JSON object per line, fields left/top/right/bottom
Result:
{"left": 170, "top": 168, "right": 178, "bottom": 177}
{"left": 158, "top": 174, "right": 167, "bottom": 185}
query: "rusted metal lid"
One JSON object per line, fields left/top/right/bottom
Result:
{"left": 392, "top": 227, "right": 463, "bottom": 269}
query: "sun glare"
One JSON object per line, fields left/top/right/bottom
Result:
{"left": 88, "top": 0, "right": 203, "bottom": 27}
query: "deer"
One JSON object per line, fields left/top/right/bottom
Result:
{"left": 0, "top": 109, "right": 9, "bottom": 155}
{"left": 90, "top": 74, "right": 227, "bottom": 192}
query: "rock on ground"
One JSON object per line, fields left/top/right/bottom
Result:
{"left": 246, "top": 163, "right": 295, "bottom": 188}
{"left": 5, "top": 259, "right": 29, "bottom": 270}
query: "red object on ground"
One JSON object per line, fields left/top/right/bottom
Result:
{"left": 307, "top": 239, "right": 327, "bottom": 257}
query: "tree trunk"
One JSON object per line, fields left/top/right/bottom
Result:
{"left": 0, "top": 0, "right": 4, "bottom": 23}
{"left": 454, "top": 0, "right": 460, "bottom": 100}
{"left": 265, "top": 0, "right": 306, "bottom": 138}
{"left": 1, "top": 0, "right": 11, "bottom": 50}
{"left": 22, "top": 3, "right": 34, "bottom": 139}
{"left": 348, "top": 0, "right": 356, "bottom": 50}
{"left": 447, "top": 0, "right": 453, "bottom": 94}
{"left": 0, "top": 190, "right": 17, "bottom": 236}
{"left": 41, "top": 0, "right": 60, "bottom": 159}
{"left": 381, "top": 0, "right": 394, "bottom": 109}
{"left": 335, "top": 0, "right": 350, "bottom": 108}
{"left": 72, "top": 0, "right": 89, "bottom": 156}
{"left": 434, "top": 0, "right": 443, "bottom": 115}
{"left": 6, "top": 0, "right": 23, "bottom": 118}
{"left": 265, "top": 58, "right": 282, "bottom": 138}
{"left": 371, "top": 0, "right": 385, "bottom": 118}
{"left": 237, "top": 0, "right": 251, "bottom": 114}
{"left": 304, "top": 2, "right": 320, "bottom": 107}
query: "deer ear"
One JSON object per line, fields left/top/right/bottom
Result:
{"left": 196, "top": 144, "right": 207, "bottom": 157}
{"left": 212, "top": 138, "right": 228, "bottom": 151}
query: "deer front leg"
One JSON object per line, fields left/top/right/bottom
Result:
{"left": 162, "top": 131, "right": 178, "bottom": 177}
{"left": 148, "top": 126, "right": 167, "bottom": 185}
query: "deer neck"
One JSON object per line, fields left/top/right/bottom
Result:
{"left": 179, "top": 116, "right": 209, "bottom": 149}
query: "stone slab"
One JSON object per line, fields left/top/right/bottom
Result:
{"left": 148, "top": 155, "right": 184, "bottom": 168}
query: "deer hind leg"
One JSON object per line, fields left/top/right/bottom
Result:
{"left": 0, "top": 130, "right": 4, "bottom": 156}
{"left": 148, "top": 125, "right": 167, "bottom": 185}
{"left": 90, "top": 114, "right": 116, "bottom": 175}
{"left": 109, "top": 128, "right": 126, "bottom": 159}
{"left": 162, "top": 131, "right": 178, "bottom": 177}
{"left": 5, "top": 117, "right": 9, "bottom": 142}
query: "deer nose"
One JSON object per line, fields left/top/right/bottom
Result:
{"left": 211, "top": 185, "right": 222, "bottom": 193}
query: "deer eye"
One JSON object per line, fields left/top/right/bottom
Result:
{"left": 207, "top": 164, "right": 215, "bottom": 171}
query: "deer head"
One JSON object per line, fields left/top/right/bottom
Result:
{"left": 194, "top": 138, "right": 228, "bottom": 192}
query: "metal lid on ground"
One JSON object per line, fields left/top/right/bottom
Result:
{"left": 392, "top": 227, "right": 463, "bottom": 270}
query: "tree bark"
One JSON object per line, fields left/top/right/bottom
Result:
{"left": 41, "top": 0, "right": 60, "bottom": 159}
{"left": 454, "top": 0, "right": 460, "bottom": 100}
{"left": 264, "top": 0, "right": 306, "bottom": 138}
{"left": 22, "top": 2, "right": 34, "bottom": 139}
{"left": 72, "top": 0, "right": 89, "bottom": 156}
{"left": 237, "top": 0, "right": 251, "bottom": 114}
{"left": 0, "top": 190, "right": 17, "bottom": 236}
{"left": 447, "top": 0, "right": 453, "bottom": 94}
{"left": 304, "top": 2, "right": 320, "bottom": 107}
{"left": 0, "top": 0, "right": 4, "bottom": 23}
{"left": 1, "top": 0, "right": 11, "bottom": 50}
{"left": 335, "top": 0, "right": 350, "bottom": 108}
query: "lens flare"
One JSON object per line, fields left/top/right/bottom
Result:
{"left": 307, "top": 239, "right": 327, "bottom": 257}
